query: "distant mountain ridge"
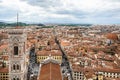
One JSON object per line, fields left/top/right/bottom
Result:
{"left": 0, "top": 21, "right": 92, "bottom": 28}
{"left": 0, "top": 22, "right": 44, "bottom": 27}
{"left": 0, "top": 22, "right": 28, "bottom": 27}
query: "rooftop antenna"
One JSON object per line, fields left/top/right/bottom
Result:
{"left": 16, "top": 13, "right": 19, "bottom": 28}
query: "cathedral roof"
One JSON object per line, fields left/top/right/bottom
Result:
{"left": 106, "top": 33, "right": 118, "bottom": 40}
{"left": 38, "top": 60, "right": 62, "bottom": 80}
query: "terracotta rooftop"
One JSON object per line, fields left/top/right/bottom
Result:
{"left": 2, "top": 55, "right": 9, "bottom": 60}
{"left": 104, "top": 77, "right": 120, "bottom": 80}
{"left": 0, "top": 67, "right": 9, "bottom": 73}
{"left": 106, "top": 33, "right": 118, "bottom": 40}
{"left": 95, "top": 67, "right": 120, "bottom": 73}
{"left": 64, "top": 77, "right": 68, "bottom": 80}
{"left": 0, "top": 44, "right": 8, "bottom": 50}
{"left": 36, "top": 50, "right": 62, "bottom": 56}
{"left": 60, "top": 40, "right": 70, "bottom": 47}
{"left": 38, "top": 62, "right": 62, "bottom": 80}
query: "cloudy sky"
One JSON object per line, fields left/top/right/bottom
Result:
{"left": 0, "top": 0, "right": 120, "bottom": 24}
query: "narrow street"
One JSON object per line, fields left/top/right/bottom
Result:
{"left": 54, "top": 33, "right": 73, "bottom": 80}
{"left": 27, "top": 47, "right": 39, "bottom": 80}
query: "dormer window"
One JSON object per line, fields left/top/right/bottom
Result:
{"left": 14, "top": 46, "right": 18, "bottom": 55}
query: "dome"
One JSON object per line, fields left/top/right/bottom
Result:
{"left": 106, "top": 33, "right": 118, "bottom": 40}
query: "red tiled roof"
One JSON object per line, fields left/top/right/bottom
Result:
{"left": 2, "top": 55, "right": 9, "bottom": 60}
{"left": 106, "top": 33, "right": 118, "bottom": 40}
{"left": 0, "top": 44, "right": 8, "bottom": 50}
{"left": 38, "top": 62, "right": 62, "bottom": 80}
{"left": 95, "top": 67, "right": 120, "bottom": 73}
{"left": 64, "top": 77, "right": 68, "bottom": 80}
{"left": 36, "top": 50, "right": 62, "bottom": 56}
{"left": 0, "top": 67, "right": 9, "bottom": 73}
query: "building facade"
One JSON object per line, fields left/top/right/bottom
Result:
{"left": 8, "top": 29, "right": 27, "bottom": 80}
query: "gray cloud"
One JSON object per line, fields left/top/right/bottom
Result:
{"left": 91, "top": 8, "right": 120, "bottom": 18}
{"left": 1, "top": 0, "right": 120, "bottom": 24}
{"left": 0, "top": 6, "right": 19, "bottom": 19}
{"left": 54, "top": 9, "right": 89, "bottom": 19}
{"left": 22, "top": 0, "right": 62, "bottom": 8}
{"left": 109, "top": 0, "right": 120, "bottom": 2}
{"left": 21, "top": 0, "right": 91, "bottom": 19}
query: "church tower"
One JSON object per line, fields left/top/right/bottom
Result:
{"left": 8, "top": 28, "right": 27, "bottom": 80}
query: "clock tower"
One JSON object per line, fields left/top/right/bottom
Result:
{"left": 8, "top": 28, "right": 27, "bottom": 80}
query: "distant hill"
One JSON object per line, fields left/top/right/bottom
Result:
{"left": 0, "top": 22, "right": 29, "bottom": 27}
{"left": 0, "top": 22, "right": 6, "bottom": 26}
{"left": 37, "top": 23, "right": 45, "bottom": 26}
{"left": 0, "top": 22, "right": 92, "bottom": 28}
{"left": 0, "top": 22, "right": 46, "bottom": 28}
{"left": 29, "top": 23, "right": 45, "bottom": 26}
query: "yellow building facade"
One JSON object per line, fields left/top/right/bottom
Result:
{"left": 37, "top": 55, "right": 62, "bottom": 63}
{"left": 36, "top": 50, "right": 62, "bottom": 63}
{"left": 0, "top": 68, "right": 9, "bottom": 80}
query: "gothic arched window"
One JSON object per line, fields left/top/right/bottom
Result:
{"left": 13, "top": 64, "right": 16, "bottom": 70}
{"left": 16, "top": 78, "right": 19, "bottom": 80}
{"left": 17, "top": 64, "right": 20, "bottom": 70}
{"left": 13, "top": 77, "right": 19, "bottom": 80}
{"left": 14, "top": 46, "right": 18, "bottom": 55}
{"left": 13, "top": 78, "right": 16, "bottom": 80}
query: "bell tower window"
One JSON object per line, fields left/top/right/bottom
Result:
{"left": 13, "top": 78, "right": 16, "bottom": 80}
{"left": 14, "top": 46, "right": 18, "bottom": 55}
{"left": 13, "top": 78, "right": 19, "bottom": 80}
{"left": 13, "top": 64, "right": 16, "bottom": 70}
{"left": 17, "top": 78, "right": 19, "bottom": 80}
{"left": 17, "top": 64, "right": 20, "bottom": 70}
